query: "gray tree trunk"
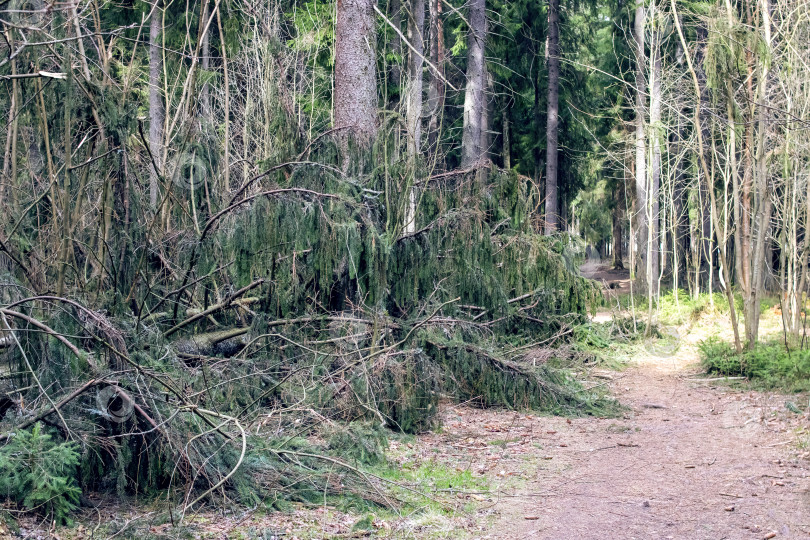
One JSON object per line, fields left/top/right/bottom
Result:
{"left": 406, "top": 0, "right": 425, "bottom": 159}
{"left": 426, "top": 0, "right": 444, "bottom": 156}
{"left": 649, "top": 29, "right": 661, "bottom": 295}
{"left": 633, "top": 0, "right": 647, "bottom": 290}
{"left": 742, "top": 0, "right": 773, "bottom": 347}
{"left": 502, "top": 102, "right": 511, "bottom": 169}
{"left": 460, "top": 0, "right": 486, "bottom": 167}
{"left": 481, "top": 64, "right": 492, "bottom": 160}
{"left": 148, "top": 2, "right": 164, "bottom": 208}
{"left": 612, "top": 181, "right": 625, "bottom": 270}
{"left": 543, "top": 0, "right": 560, "bottom": 235}
{"left": 389, "top": 0, "right": 403, "bottom": 94}
{"left": 404, "top": 0, "right": 425, "bottom": 233}
{"left": 200, "top": 1, "right": 211, "bottom": 118}
{"left": 334, "top": 0, "right": 378, "bottom": 145}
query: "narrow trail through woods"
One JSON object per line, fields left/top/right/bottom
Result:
{"left": 487, "top": 324, "right": 810, "bottom": 539}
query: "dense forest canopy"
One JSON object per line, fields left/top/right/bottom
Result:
{"left": 1, "top": 0, "right": 809, "bottom": 525}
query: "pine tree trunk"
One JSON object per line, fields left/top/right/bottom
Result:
{"left": 460, "top": 0, "right": 486, "bottom": 167}
{"left": 481, "top": 64, "right": 492, "bottom": 160}
{"left": 543, "top": 0, "right": 560, "bottom": 235}
{"left": 148, "top": 3, "right": 164, "bottom": 209}
{"left": 695, "top": 24, "right": 713, "bottom": 293}
{"left": 335, "top": 0, "right": 379, "bottom": 145}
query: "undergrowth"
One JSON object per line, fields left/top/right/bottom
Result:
{"left": 699, "top": 337, "right": 810, "bottom": 392}
{"left": 609, "top": 289, "right": 734, "bottom": 326}
{"left": 0, "top": 423, "right": 81, "bottom": 525}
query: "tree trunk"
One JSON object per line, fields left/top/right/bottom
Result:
{"left": 533, "top": 60, "right": 543, "bottom": 190}
{"left": 404, "top": 0, "right": 425, "bottom": 233}
{"left": 460, "top": 0, "right": 486, "bottom": 167}
{"left": 744, "top": 0, "right": 773, "bottom": 347}
{"left": 502, "top": 102, "right": 511, "bottom": 169}
{"left": 148, "top": 2, "right": 164, "bottom": 209}
{"left": 335, "top": 0, "right": 379, "bottom": 145}
{"left": 672, "top": 112, "right": 689, "bottom": 292}
{"left": 633, "top": 0, "right": 647, "bottom": 291}
{"left": 200, "top": 1, "right": 211, "bottom": 118}
{"left": 426, "top": 0, "right": 444, "bottom": 158}
{"left": 406, "top": 0, "right": 425, "bottom": 159}
{"left": 389, "top": 0, "right": 403, "bottom": 95}
{"left": 481, "top": 64, "right": 492, "bottom": 160}
{"left": 612, "top": 182, "right": 625, "bottom": 270}
{"left": 648, "top": 25, "right": 661, "bottom": 295}
{"left": 543, "top": 0, "right": 560, "bottom": 235}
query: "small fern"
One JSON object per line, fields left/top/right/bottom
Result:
{"left": 0, "top": 423, "right": 81, "bottom": 524}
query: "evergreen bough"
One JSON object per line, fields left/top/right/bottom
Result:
{"left": 0, "top": 423, "right": 81, "bottom": 524}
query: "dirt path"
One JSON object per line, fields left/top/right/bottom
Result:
{"left": 484, "top": 342, "right": 810, "bottom": 539}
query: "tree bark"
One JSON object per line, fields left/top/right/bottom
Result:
{"left": 460, "top": 0, "right": 486, "bottom": 167}
{"left": 502, "top": 102, "right": 511, "bottom": 169}
{"left": 633, "top": 0, "right": 647, "bottom": 290}
{"left": 404, "top": 0, "right": 425, "bottom": 233}
{"left": 389, "top": 0, "right": 403, "bottom": 95}
{"left": 743, "top": 0, "right": 773, "bottom": 347}
{"left": 148, "top": 2, "right": 164, "bottom": 208}
{"left": 543, "top": 0, "right": 560, "bottom": 235}
{"left": 695, "top": 24, "right": 713, "bottom": 293}
{"left": 426, "top": 0, "right": 444, "bottom": 157}
{"left": 612, "top": 182, "right": 625, "bottom": 270}
{"left": 335, "top": 0, "right": 379, "bottom": 145}
{"left": 481, "top": 63, "right": 492, "bottom": 160}
{"left": 200, "top": 1, "right": 211, "bottom": 118}
{"left": 648, "top": 24, "right": 661, "bottom": 295}
{"left": 406, "top": 0, "right": 425, "bottom": 159}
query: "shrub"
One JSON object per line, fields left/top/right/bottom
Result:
{"left": 0, "top": 423, "right": 82, "bottom": 524}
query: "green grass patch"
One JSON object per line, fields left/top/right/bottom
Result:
{"left": 610, "top": 289, "right": 734, "bottom": 326}
{"left": 699, "top": 337, "right": 810, "bottom": 392}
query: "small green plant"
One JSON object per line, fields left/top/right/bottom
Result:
{"left": 0, "top": 423, "right": 82, "bottom": 524}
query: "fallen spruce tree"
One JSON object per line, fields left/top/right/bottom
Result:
{"left": 0, "top": 156, "right": 613, "bottom": 524}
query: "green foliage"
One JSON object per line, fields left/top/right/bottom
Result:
{"left": 326, "top": 422, "right": 389, "bottom": 466}
{"left": 423, "top": 328, "right": 620, "bottom": 417}
{"left": 612, "top": 290, "right": 733, "bottom": 326}
{"left": 0, "top": 424, "right": 81, "bottom": 524}
{"left": 699, "top": 338, "right": 810, "bottom": 392}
